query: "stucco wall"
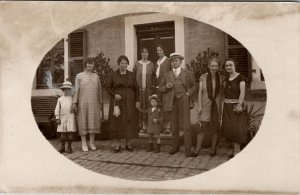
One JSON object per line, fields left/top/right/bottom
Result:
{"left": 184, "top": 17, "right": 226, "bottom": 66}
{"left": 84, "top": 14, "right": 226, "bottom": 70}
{"left": 84, "top": 15, "right": 125, "bottom": 71}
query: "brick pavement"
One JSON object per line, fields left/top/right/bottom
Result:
{"left": 50, "top": 139, "right": 232, "bottom": 181}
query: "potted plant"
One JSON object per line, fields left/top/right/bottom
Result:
{"left": 92, "top": 52, "right": 113, "bottom": 140}
{"left": 186, "top": 48, "right": 219, "bottom": 83}
{"left": 241, "top": 103, "right": 265, "bottom": 149}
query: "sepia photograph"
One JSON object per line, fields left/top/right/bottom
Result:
{"left": 31, "top": 12, "right": 267, "bottom": 181}
{"left": 0, "top": 2, "right": 299, "bottom": 194}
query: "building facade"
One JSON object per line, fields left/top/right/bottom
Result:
{"left": 32, "top": 13, "right": 266, "bottom": 122}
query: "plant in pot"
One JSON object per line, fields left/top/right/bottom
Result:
{"left": 93, "top": 52, "right": 113, "bottom": 140}
{"left": 241, "top": 103, "right": 265, "bottom": 149}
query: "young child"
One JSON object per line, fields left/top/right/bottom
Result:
{"left": 55, "top": 80, "right": 77, "bottom": 153}
{"left": 137, "top": 94, "right": 162, "bottom": 153}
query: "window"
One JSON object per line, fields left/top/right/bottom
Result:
{"left": 36, "top": 39, "right": 64, "bottom": 89}
{"left": 227, "top": 35, "right": 251, "bottom": 81}
{"left": 68, "top": 29, "right": 87, "bottom": 85}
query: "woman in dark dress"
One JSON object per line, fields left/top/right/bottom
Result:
{"left": 222, "top": 58, "right": 247, "bottom": 159}
{"left": 106, "top": 55, "right": 140, "bottom": 153}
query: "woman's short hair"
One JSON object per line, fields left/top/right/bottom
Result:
{"left": 223, "top": 58, "right": 238, "bottom": 68}
{"left": 83, "top": 58, "right": 95, "bottom": 68}
{"left": 117, "top": 55, "right": 129, "bottom": 65}
{"left": 140, "top": 47, "right": 149, "bottom": 53}
{"left": 208, "top": 57, "right": 220, "bottom": 67}
{"left": 156, "top": 44, "right": 166, "bottom": 53}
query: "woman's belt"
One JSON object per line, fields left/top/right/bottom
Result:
{"left": 140, "top": 88, "right": 153, "bottom": 91}
{"left": 224, "top": 98, "right": 239, "bottom": 103}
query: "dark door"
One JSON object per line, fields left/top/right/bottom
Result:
{"left": 135, "top": 21, "right": 175, "bottom": 63}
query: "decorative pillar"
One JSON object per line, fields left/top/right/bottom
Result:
{"left": 64, "top": 37, "right": 69, "bottom": 81}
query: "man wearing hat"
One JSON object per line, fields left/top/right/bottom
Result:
{"left": 158, "top": 52, "right": 197, "bottom": 157}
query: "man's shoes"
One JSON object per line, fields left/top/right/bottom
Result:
{"left": 169, "top": 147, "right": 179, "bottom": 155}
{"left": 125, "top": 145, "right": 134, "bottom": 152}
{"left": 113, "top": 146, "right": 121, "bottom": 153}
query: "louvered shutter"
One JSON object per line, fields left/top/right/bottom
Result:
{"left": 68, "top": 29, "right": 87, "bottom": 85}
{"left": 227, "top": 35, "right": 251, "bottom": 80}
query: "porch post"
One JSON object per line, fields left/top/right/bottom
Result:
{"left": 64, "top": 37, "right": 69, "bottom": 82}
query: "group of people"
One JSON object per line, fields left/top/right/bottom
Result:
{"left": 54, "top": 44, "right": 248, "bottom": 159}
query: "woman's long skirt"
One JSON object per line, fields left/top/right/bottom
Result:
{"left": 222, "top": 103, "right": 248, "bottom": 144}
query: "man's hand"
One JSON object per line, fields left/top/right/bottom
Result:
{"left": 115, "top": 94, "right": 122, "bottom": 101}
{"left": 166, "top": 83, "right": 173, "bottom": 89}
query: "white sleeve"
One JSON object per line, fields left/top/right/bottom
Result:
{"left": 54, "top": 98, "right": 61, "bottom": 119}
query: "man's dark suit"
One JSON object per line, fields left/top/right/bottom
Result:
{"left": 159, "top": 68, "right": 197, "bottom": 155}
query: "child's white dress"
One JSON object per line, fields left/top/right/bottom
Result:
{"left": 55, "top": 96, "right": 76, "bottom": 132}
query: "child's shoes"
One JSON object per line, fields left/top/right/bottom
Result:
{"left": 66, "top": 141, "right": 73, "bottom": 153}
{"left": 59, "top": 140, "right": 65, "bottom": 153}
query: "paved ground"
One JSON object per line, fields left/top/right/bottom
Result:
{"left": 50, "top": 139, "right": 232, "bottom": 181}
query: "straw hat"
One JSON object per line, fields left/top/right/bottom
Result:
{"left": 169, "top": 52, "right": 184, "bottom": 60}
{"left": 148, "top": 94, "right": 160, "bottom": 102}
{"left": 60, "top": 81, "right": 73, "bottom": 89}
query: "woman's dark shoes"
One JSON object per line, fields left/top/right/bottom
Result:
{"left": 59, "top": 147, "right": 65, "bottom": 153}
{"left": 154, "top": 144, "right": 160, "bottom": 153}
{"left": 209, "top": 149, "right": 217, "bottom": 157}
{"left": 209, "top": 151, "right": 216, "bottom": 157}
{"left": 227, "top": 154, "right": 234, "bottom": 159}
{"left": 146, "top": 143, "right": 153, "bottom": 152}
{"left": 125, "top": 145, "right": 134, "bottom": 152}
{"left": 113, "top": 146, "right": 121, "bottom": 153}
{"left": 191, "top": 151, "right": 199, "bottom": 157}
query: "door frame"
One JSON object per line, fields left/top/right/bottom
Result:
{"left": 125, "top": 13, "right": 185, "bottom": 71}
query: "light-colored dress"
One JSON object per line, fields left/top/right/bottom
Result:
{"left": 198, "top": 73, "right": 222, "bottom": 122}
{"left": 55, "top": 96, "right": 76, "bottom": 132}
{"left": 73, "top": 71, "right": 102, "bottom": 136}
{"left": 133, "top": 60, "right": 155, "bottom": 125}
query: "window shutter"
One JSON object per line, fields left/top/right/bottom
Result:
{"left": 68, "top": 29, "right": 87, "bottom": 85}
{"left": 227, "top": 35, "right": 251, "bottom": 80}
